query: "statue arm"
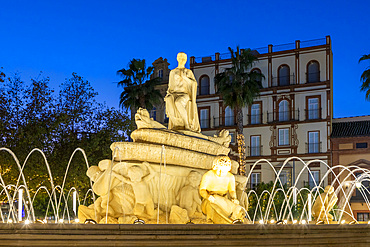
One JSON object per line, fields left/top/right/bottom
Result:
{"left": 143, "top": 162, "right": 156, "bottom": 182}
{"left": 112, "top": 171, "right": 132, "bottom": 185}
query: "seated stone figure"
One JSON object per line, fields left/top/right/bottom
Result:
{"left": 235, "top": 175, "right": 249, "bottom": 210}
{"left": 112, "top": 162, "right": 155, "bottom": 219}
{"left": 199, "top": 156, "right": 245, "bottom": 224}
{"left": 177, "top": 171, "right": 202, "bottom": 217}
{"left": 312, "top": 185, "right": 338, "bottom": 224}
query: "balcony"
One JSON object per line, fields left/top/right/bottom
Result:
{"left": 306, "top": 71, "right": 321, "bottom": 83}
{"left": 271, "top": 75, "right": 296, "bottom": 87}
{"left": 213, "top": 116, "right": 236, "bottom": 128}
{"left": 305, "top": 108, "right": 322, "bottom": 120}
{"left": 267, "top": 110, "right": 300, "bottom": 123}
{"left": 248, "top": 146, "right": 263, "bottom": 157}
{"left": 247, "top": 113, "right": 263, "bottom": 125}
{"left": 305, "top": 142, "right": 322, "bottom": 154}
{"left": 200, "top": 118, "right": 210, "bottom": 129}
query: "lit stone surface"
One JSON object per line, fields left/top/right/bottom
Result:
{"left": 110, "top": 142, "right": 239, "bottom": 174}
{"left": 130, "top": 128, "right": 230, "bottom": 155}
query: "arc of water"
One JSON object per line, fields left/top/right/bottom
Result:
{"left": 57, "top": 148, "right": 92, "bottom": 223}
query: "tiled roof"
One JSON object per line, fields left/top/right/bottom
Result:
{"left": 331, "top": 120, "right": 370, "bottom": 138}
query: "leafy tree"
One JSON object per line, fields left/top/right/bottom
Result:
{"left": 214, "top": 47, "right": 264, "bottom": 174}
{"left": 116, "top": 59, "right": 162, "bottom": 117}
{"left": 359, "top": 54, "right": 370, "bottom": 100}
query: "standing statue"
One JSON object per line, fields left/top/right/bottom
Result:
{"left": 164, "top": 52, "right": 201, "bottom": 133}
{"left": 312, "top": 185, "right": 338, "bottom": 224}
{"left": 199, "top": 156, "right": 245, "bottom": 224}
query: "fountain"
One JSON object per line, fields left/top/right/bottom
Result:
{"left": 0, "top": 52, "right": 369, "bottom": 245}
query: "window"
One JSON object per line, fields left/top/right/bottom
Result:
{"left": 357, "top": 213, "right": 369, "bottom": 222}
{"left": 200, "top": 108, "right": 209, "bottom": 128}
{"left": 308, "top": 131, "right": 319, "bottom": 153}
{"left": 250, "top": 136, "right": 261, "bottom": 156}
{"left": 356, "top": 143, "right": 368, "bottom": 149}
{"left": 279, "top": 128, "right": 289, "bottom": 146}
{"left": 199, "top": 75, "right": 210, "bottom": 95}
{"left": 279, "top": 100, "right": 289, "bottom": 121}
{"left": 307, "top": 61, "right": 320, "bottom": 83}
{"left": 308, "top": 97, "right": 319, "bottom": 119}
{"left": 158, "top": 69, "right": 163, "bottom": 78}
{"left": 225, "top": 106, "right": 234, "bottom": 126}
{"left": 230, "top": 132, "right": 235, "bottom": 144}
{"left": 251, "top": 103, "right": 261, "bottom": 124}
{"left": 251, "top": 68, "right": 263, "bottom": 85}
{"left": 278, "top": 169, "right": 292, "bottom": 187}
{"left": 251, "top": 173, "right": 261, "bottom": 190}
{"left": 308, "top": 170, "right": 320, "bottom": 188}
{"left": 278, "top": 65, "right": 290, "bottom": 86}
{"left": 150, "top": 107, "right": 156, "bottom": 121}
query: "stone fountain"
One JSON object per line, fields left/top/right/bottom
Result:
{"left": 78, "top": 52, "right": 243, "bottom": 224}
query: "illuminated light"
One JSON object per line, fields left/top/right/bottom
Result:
{"left": 43, "top": 219, "right": 47, "bottom": 224}
{"left": 74, "top": 218, "right": 80, "bottom": 223}
{"left": 7, "top": 219, "right": 13, "bottom": 224}
{"left": 59, "top": 219, "right": 64, "bottom": 224}
{"left": 301, "top": 220, "right": 307, "bottom": 224}
{"left": 341, "top": 220, "right": 346, "bottom": 224}
{"left": 35, "top": 219, "right": 45, "bottom": 224}
{"left": 259, "top": 220, "right": 264, "bottom": 224}
{"left": 232, "top": 219, "right": 243, "bottom": 224}
{"left": 368, "top": 221, "right": 370, "bottom": 224}
{"left": 283, "top": 220, "right": 287, "bottom": 224}
{"left": 355, "top": 182, "right": 362, "bottom": 189}
{"left": 24, "top": 219, "right": 30, "bottom": 224}
{"left": 133, "top": 219, "right": 145, "bottom": 224}
{"left": 84, "top": 219, "right": 97, "bottom": 224}
{"left": 270, "top": 219, "right": 275, "bottom": 224}
{"left": 293, "top": 220, "right": 297, "bottom": 224}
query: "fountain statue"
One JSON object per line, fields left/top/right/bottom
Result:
{"left": 78, "top": 52, "right": 241, "bottom": 224}
{"left": 312, "top": 185, "right": 338, "bottom": 224}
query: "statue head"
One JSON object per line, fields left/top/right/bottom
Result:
{"left": 128, "top": 165, "right": 144, "bottom": 182}
{"left": 188, "top": 171, "right": 202, "bottom": 187}
{"left": 324, "top": 185, "right": 335, "bottom": 194}
{"left": 86, "top": 166, "right": 103, "bottom": 182}
{"left": 177, "top": 52, "right": 187, "bottom": 68}
{"left": 212, "top": 155, "right": 232, "bottom": 177}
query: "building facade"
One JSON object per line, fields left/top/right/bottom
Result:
{"left": 331, "top": 116, "right": 370, "bottom": 221}
{"left": 152, "top": 36, "right": 333, "bottom": 189}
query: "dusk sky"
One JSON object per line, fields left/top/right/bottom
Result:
{"left": 1, "top": 0, "right": 369, "bottom": 118}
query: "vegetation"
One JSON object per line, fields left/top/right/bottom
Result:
{"left": 0, "top": 69, "right": 130, "bottom": 217}
{"left": 214, "top": 47, "right": 264, "bottom": 175}
{"left": 359, "top": 54, "right": 370, "bottom": 100}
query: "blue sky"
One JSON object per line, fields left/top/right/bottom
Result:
{"left": 1, "top": 0, "right": 369, "bottom": 118}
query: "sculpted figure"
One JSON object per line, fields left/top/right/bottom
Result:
{"left": 235, "top": 175, "right": 249, "bottom": 210}
{"left": 312, "top": 185, "right": 338, "bottom": 224}
{"left": 135, "top": 108, "right": 166, "bottom": 129}
{"left": 199, "top": 156, "right": 245, "bottom": 224}
{"left": 177, "top": 171, "right": 202, "bottom": 217}
{"left": 113, "top": 162, "right": 155, "bottom": 219}
{"left": 164, "top": 52, "right": 201, "bottom": 133}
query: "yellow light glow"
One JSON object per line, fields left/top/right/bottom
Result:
{"left": 25, "top": 219, "right": 30, "bottom": 224}
{"left": 75, "top": 219, "right": 79, "bottom": 223}
{"left": 301, "top": 220, "right": 307, "bottom": 224}
{"left": 341, "top": 220, "right": 346, "bottom": 224}
{"left": 270, "top": 219, "right": 275, "bottom": 224}
{"left": 293, "top": 220, "right": 297, "bottom": 224}
{"left": 283, "top": 220, "right": 287, "bottom": 224}
{"left": 259, "top": 219, "right": 264, "bottom": 224}
{"left": 59, "top": 219, "right": 64, "bottom": 223}
{"left": 7, "top": 219, "right": 13, "bottom": 224}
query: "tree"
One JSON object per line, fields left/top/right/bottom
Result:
{"left": 359, "top": 54, "right": 370, "bottom": 100}
{"left": 214, "top": 47, "right": 264, "bottom": 175}
{"left": 116, "top": 59, "right": 162, "bottom": 117}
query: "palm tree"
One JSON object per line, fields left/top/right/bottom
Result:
{"left": 359, "top": 54, "right": 370, "bottom": 100}
{"left": 116, "top": 59, "right": 162, "bottom": 118}
{"left": 215, "top": 47, "right": 264, "bottom": 175}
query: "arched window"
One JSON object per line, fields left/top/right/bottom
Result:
{"left": 150, "top": 107, "right": 156, "bottom": 121}
{"left": 307, "top": 61, "right": 320, "bottom": 83}
{"left": 251, "top": 68, "right": 263, "bottom": 86}
{"left": 225, "top": 106, "right": 234, "bottom": 126}
{"left": 278, "top": 65, "right": 290, "bottom": 86}
{"left": 279, "top": 100, "right": 289, "bottom": 121}
{"left": 199, "top": 75, "right": 210, "bottom": 95}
